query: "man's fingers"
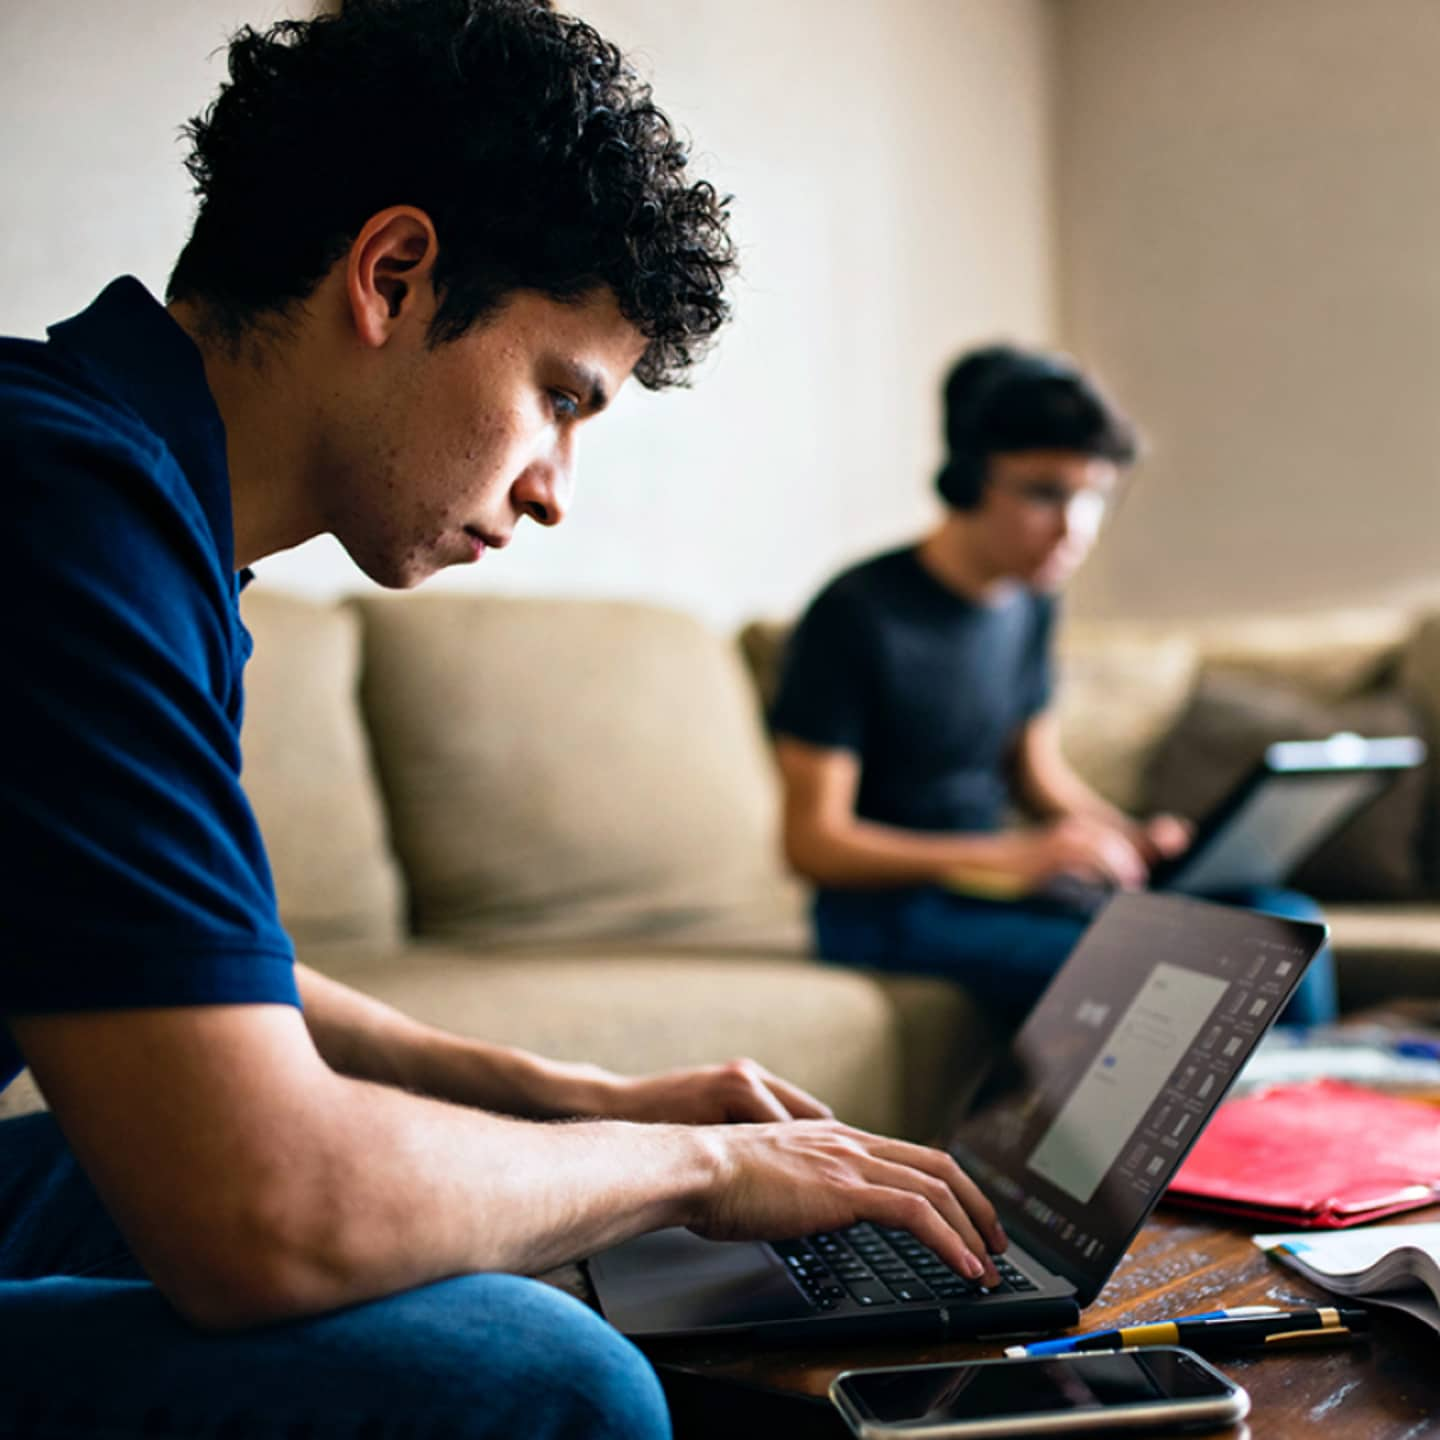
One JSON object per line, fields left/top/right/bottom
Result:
{"left": 752, "top": 1068, "right": 833, "bottom": 1121}
{"left": 878, "top": 1137, "right": 1007, "bottom": 1252}
{"left": 716, "top": 1059, "right": 835, "bottom": 1124}
{"left": 864, "top": 1187, "right": 993, "bottom": 1283}
{"left": 725, "top": 1078, "right": 793, "bottom": 1123}
{"left": 1146, "top": 813, "right": 1192, "bottom": 858}
{"left": 861, "top": 1158, "right": 997, "bottom": 1281}
{"left": 1092, "top": 832, "right": 1147, "bottom": 889}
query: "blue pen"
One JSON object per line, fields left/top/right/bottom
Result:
{"left": 1004, "top": 1306, "right": 1285, "bottom": 1358}
{"left": 1394, "top": 1037, "right": 1440, "bottom": 1061}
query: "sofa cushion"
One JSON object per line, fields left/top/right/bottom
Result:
{"left": 1143, "top": 673, "right": 1428, "bottom": 901}
{"left": 1325, "top": 905, "right": 1440, "bottom": 1007}
{"left": 354, "top": 595, "right": 797, "bottom": 947}
{"left": 1186, "top": 609, "right": 1408, "bottom": 704}
{"left": 737, "top": 619, "right": 790, "bottom": 713}
{"left": 314, "top": 943, "right": 984, "bottom": 1140}
{"left": 239, "top": 590, "right": 406, "bottom": 953}
{"left": 0, "top": 1068, "right": 46, "bottom": 1120}
{"left": 1053, "top": 623, "right": 1200, "bottom": 811}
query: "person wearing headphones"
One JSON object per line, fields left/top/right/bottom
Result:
{"left": 769, "top": 344, "right": 1336, "bottom": 1026}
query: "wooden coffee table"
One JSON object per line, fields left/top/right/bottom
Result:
{"left": 641, "top": 1201, "right": 1440, "bottom": 1439}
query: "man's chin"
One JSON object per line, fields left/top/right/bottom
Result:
{"left": 1028, "top": 562, "right": 1075, "bottom": 593}
{"left": 340, "top": 540, "right": 435, "bottom": 591}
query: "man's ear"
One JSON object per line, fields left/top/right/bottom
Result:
{"left": 345, "top": 207, "right": 440, "bottom": 348}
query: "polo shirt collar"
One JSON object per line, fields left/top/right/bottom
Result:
{"left": 47, "top": 276, "right": 238, "bottom": 580}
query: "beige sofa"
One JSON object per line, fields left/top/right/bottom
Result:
{"left": 6, "top": 590, "right": 1440, "bottom": 1135}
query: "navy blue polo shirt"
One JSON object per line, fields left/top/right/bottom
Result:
{"left": 0, "top": 278, "right": 299, "bottom": 1095}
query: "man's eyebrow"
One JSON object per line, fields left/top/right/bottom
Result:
{"left": 570, "top": 363, "right": 611, "bottom": 414}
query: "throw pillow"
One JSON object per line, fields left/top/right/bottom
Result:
{"left": 1054, "top": 626, "right": 1200, "bottom": 812}
{"left": 1143, "top": 673, "right": 1428, "bottom": 902}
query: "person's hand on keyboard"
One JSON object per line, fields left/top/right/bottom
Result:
{"left": 1132, "top": 811, "right": 1193, "bottom": 864}
{"left": 684, "top": 1120, "right": 1007, "bottom": 1285}
{"left": 583, "top": 1056, "right": 836, "bottom": 1125}
{"left": 1023, "top": 816, "right": 1149, "bottom": 889}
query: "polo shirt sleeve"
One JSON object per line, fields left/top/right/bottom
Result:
{"left": 0, "top": 387, "right": 298, "bottom": 1016}
{"left": 768, "top": 582, "right": 876, "bottom": 756}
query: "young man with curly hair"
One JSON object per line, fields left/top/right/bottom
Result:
{"left": 771, "top": 345, "right": 1336, "bottom": 1029}
{"left": 0, "top": 4, "right": 1004, "bottom": 1435}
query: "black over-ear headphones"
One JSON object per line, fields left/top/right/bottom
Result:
{"left": 935, "top": 350, "right": 1078, "bottom": 511}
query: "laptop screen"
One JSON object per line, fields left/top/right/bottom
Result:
{"left": 1165, "top": 769, "right": 1389, "bottom": 895}
{"left": 949, "top": 892, "right": 1327, "bottom": 1305}
{"left": 1157, "top": 733, "right": 1424, "bottom": 895}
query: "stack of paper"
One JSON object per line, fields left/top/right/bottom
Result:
{"left": 1255, "top": 1224, "right": 1440, "bottom": 1338}
{"left": 1235, "top": 1031, "right": 1440, "bottom": 1095}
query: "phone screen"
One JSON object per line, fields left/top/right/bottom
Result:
{"left": 840, "top": 1351, "right": 1229, "bottom": 1425}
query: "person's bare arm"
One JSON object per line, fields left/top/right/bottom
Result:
{"left": 296, "top": 961, "right": 834, "bottom": 1124}
{"left": 774, "top": 738, "right": 1038, "bottom": 887}
{"left": 1012, "top": 714, "right": 1189, "bottom": 870}
{"left": 12, "top": 1004, "right": 1006, "bottom": 1332}
{"left": 1011, "top": 712, "right": 1129, "bottom": 828}
{"left": 775, "top": 736, "right": 1156, "bottom": 890}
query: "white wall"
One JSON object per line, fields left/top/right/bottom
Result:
{"left": 1057, "top": 0, "right": 1440, "bottom": 622}
{"left": 0, "top": 0, "right": 1058, "bottom": 630}
{"left": 1, "top": 1, "right": 299, "bottom": 333}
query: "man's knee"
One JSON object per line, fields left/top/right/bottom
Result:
{"left": 392, "top": 1273, "right": 670, "bottom": 1440}
{"left": 524, "top": 1283, "right": 670, "bottom": 1440}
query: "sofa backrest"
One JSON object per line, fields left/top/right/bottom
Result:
{"left": 352, "top": 593, "right": 799, "bottom": 947}
{"left": 1055, "top": 607, "right": 1413, "bottom": 808}
{"left": 238, "top": 590, "right": 406, "bottom": 955}
{"left": 236, "top": 587, "right": 1440, "bottom": 947}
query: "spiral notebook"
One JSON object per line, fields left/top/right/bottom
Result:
{"left": 1168, "top": 1079, "right": 1440, "bottom": 1228}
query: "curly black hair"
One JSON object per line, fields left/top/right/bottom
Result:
{"left": 166, "top": 0, "right": 736, "bottom": 388}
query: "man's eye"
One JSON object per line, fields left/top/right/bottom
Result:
{"left": 1026, "top": 485, "right": 1074, "bottom": 508}
{"left": 549, "top": 390, "right": 580, "bottom": 420}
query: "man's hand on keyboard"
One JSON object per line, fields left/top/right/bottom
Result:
{"left": 685, "top": 1120, "right": 1007, "bottom": 1285}
{"left": 591, "top": 1056, "right": 836, "bottom": 1125}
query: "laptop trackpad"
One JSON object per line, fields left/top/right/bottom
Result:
{"left": 590, "top": 1227, "right": 810, "bottom": 1336}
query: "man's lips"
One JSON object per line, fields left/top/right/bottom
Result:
{"left": 463, "top": 525, "right": 510, "bottom": 559}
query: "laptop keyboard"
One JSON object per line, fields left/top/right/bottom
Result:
{"left": 771, "top": 1222, "right": 1038, "bottom": 1310}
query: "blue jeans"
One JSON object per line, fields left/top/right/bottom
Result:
{"left": 814, "top": 884, "right": 1338, "bottom": 1028}
{"left": 0, "top": 1112, "right": 670, "bottom": 1440}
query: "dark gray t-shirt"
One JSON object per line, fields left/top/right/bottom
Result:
{"left": 770, "top": 546, "right": 1056, "bottom": 834}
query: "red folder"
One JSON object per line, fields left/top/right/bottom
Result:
{"left": 1168, "top": 1079, "right": 1440, "bottom": 1229}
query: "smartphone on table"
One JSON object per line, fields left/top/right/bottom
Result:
{"left": 829, "top": 1347, "right": 1249, "bottom": 1438}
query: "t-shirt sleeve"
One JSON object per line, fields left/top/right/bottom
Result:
{"left": 768, "top": 582, "right": 875, "bottom": 755}
{"left": 1019, "top": 593, "right": 1059, "bottom": 721}
{"left": 0, "top": 396, "right": 298, "bottom": 1017}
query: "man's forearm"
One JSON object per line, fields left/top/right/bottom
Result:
{"left": 1017, "top": 764, "right": 1127, "bottom": 829}
{"left": 294, "top": 963, "right": 613, "bottom": 1117}
{"left": 17, "top": 1003, "right": 1004, "bottom": 1334}
{"left": 1012, "top": 715, "right": 1130, "bottom": 829}
{"left": 264, "top": 1078, "right": 719, "bottom": 1318}
{"left": 784, "top": 816, "right": 1022, "bottom": 888}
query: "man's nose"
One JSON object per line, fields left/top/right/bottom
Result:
{"left": 514, "top": 449, "right": 574, "bottom": 528}
{"left": 1064, "top": 492, "right": 1105, "bottom": 544}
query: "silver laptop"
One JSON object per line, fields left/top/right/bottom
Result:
{"left": 589, "top": 892, "right": 1327, "bottom": 1344}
